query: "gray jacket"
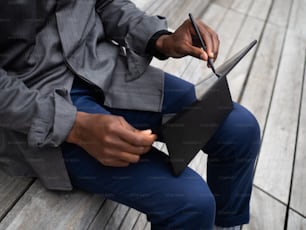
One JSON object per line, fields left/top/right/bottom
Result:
{"left": 0, "top": 0, "right": 167, "bottom": 190}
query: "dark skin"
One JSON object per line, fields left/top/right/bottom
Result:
{"left": 66, "top": 18, "right": 219, "bottom": 167}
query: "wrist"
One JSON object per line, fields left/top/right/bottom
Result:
{"left": 155, "top": 34, "right": 170, "bottom": 56}
{"left": 146, "top": 30, "right": 172, "bottom": 60}
{"left": 66, "top": 111, "right": 88, "bottom": 144}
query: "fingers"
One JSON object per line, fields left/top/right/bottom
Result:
{"left": 99, "top": 158, "right": 130, "bottom": 167}
{"left": 185, "top": 43, "right": 208, "bottom": 60}
{"left": 96, "top": 130, "right": 153, "bottom": 167}
{"left": 99, "top": 133, "right": 153, "bottom": 166}
{"left": 104, "top": 116, "right": 156, "bottom": 156}
{"left": 189, "top": 19, "right": 219, "bottom": 61}
{"left": 76, "top": 113, "right": 156, "bottom": 168}
{"left": 203, "top": 24, "right": 219, "bottom": 60}
{"left": 116, "top": 117, "right": 157, "bottom": 147}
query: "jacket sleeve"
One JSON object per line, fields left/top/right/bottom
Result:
{"left": 0, "top": 69, "right": 77, "bottom": 148}
{"left": 95, "top": 0, "right": 168, "bottom": 56}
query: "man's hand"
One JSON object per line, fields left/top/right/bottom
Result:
{"left": 66, "top": 112, "right": 157, "bottom": 167}
{"left": 155, "top": 18, "right": 219, "bottom": 62}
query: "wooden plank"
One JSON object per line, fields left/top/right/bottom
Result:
{"left": 248, "top": 0, "right": 273, "bottom": 21}
{"left": 162, "top": 57, "right": 193, "bottom": 78}
{"left": 144, "top": 222, "right": 151, "bottom": 230}
{"left": 288, "top": 0, "right": 306, "bottom": 37}
{"left": 217, "top": 0, "right": 273, "bottom": 101}
{"left": 88, "top": 200, "right": 119, "bottom": 230}
{"left": 290, "top": 49, "right": 306, "bottom": 216}
{"left": 132, "top": 213, "right": 148, "bottom": 230}
{"left": 144, "top": 0, "right": 173, "bottom": 16}
{"left": 166, "top": 0, "right": 211, "bottom": 28}
{"left": 253, "top": 30, "right": 305, "bottom": 203}
{"left": 158, "top": 0, "right": 187, "bottom": 28}
{"left": 231, "top": 0, "right": 253, "bottom": 14}
{"left": 0, "top": 172, "right": 32, "bottom": 221}
{"left": 119, "top": 208, "right": 141, "bottom": 230}
{"left": 137, "top": 0, "right": 211, "bottom": 29}
{"left": 225, "top": 16, "right": 264, "bottom": 101}
{"left": 240, "top": 23, "right": 286, "bottom": 131}
{"left": 287, "top": 210, "right": 306, "bottom": 230}
{"left": 268, "top": 0, "right": 292, "bottom": 27}
{"left": 103, "top": 203, "right": 130, "bottom": 230}
{"left": 227, "top": 1, "right": 272, "bottom": 101}
{"left": 188, "top": 151, "right": 207, "bottom": 180}
{"left": 215, "top": 9, "right": 245, "bottom": 64}
{"left": 131, "top": 0, "right": 154, "bottom": 11}
{"left": 200, "top": 3, "right": 228, "bottom": 30}
{"left": 240, "top": 0, "right": 293, "bottom": 129}
{"left": 243, "top": 187, "right": 286, "bottom": 230}
{"left": 213, "top": 0, "right": 235, "bottom": 9}
{"left": 0, "top": 181, "right": 104, "bottom": 230}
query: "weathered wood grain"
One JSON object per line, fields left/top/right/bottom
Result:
{"left": 226, "top": 16, "right": 264, "bottom": 101}
{"left": 288, "top": 0, "right": 306, "bottom": 37}
{"left": 213, "top": 0, "right": 235, "bottom": 9}
{"left": 253, "top": 30, "right": 305, "bottom": 204}
{"left": 215, "top": 9, "right": 245, "bottom": 64}
{"left": 268, "top": 0, "right": 292, "bottom": 27}
{"left": 132, "top": 213, "right": 148, "bottom": 230}
{"left": 0, "top": 172, "right": 32, "bottom": 221}
{"left": 287, "top": 210, "right": 306, "bottom": 230}
{"left": 240, "top": 0, "right": 293, "bottom": 129}
{"left": 131, "top": 0, "right": 154, "bottom": 11}
{"left": 243, "top": 187, "right": 287, "bottom": 230}
{"left": 103, "top": 203, "right": 130, "bottom": 230}
{"left": 88, "top": 199, "right": 118, "bottom": 230}
{"left": 248, "top": 0, "right": 273, "bottom": 21}
{"left": 0, "top": 181, "right": 104, "bottom": 230}
{"left": 119, "top": 208, "right": 142, "bottom": 230}
{"left": 290, "top": 48, "right": 306, "bottom": 217}
{"left": 144, "top": 222, "right": 151, "bottom": 230}
{"left": 226, "top": 0, "right": 274, "bottom": 99}
{"left": 230, "top": 0, "right": 253, "bottom": 14}
{"left": 240, "top": 23, "right": 286, "bottom": 131}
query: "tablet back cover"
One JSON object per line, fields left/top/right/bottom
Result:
{"left": 162, "top": 76, "right": 233, "bottom": 176}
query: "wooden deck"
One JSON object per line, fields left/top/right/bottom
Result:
{"left": 0, "top": 0, "right": 305, "bottom": 229}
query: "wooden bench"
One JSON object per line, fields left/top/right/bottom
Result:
{"left": 1, "top": 0, "right": 306, "bottom": 229}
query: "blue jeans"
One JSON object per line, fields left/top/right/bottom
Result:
{"left": 62, "top": 73, "right": 261, "bottom": 229}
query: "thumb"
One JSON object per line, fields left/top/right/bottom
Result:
{"left": 139, "top": 129, "right": 153, "bottom": 135}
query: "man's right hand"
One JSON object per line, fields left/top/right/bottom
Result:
{"left": 66, "top": 112, "right": 157, "bottom": 167}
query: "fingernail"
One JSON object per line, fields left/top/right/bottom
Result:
{"left": 200, "top": 54, "right": 206, "bottom": 61}
{"left": 141, "top": 129, "right": 152, "bottom": 135}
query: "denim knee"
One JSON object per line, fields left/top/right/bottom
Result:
{"left": 204, "top": 103, "right": 261, "bottom": 160}
{"left": 229, "top": 103, "right": 261, "bottom": 159}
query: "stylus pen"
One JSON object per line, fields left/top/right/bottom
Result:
{"left": 189, "top": 13, "right": 217, "bottom": 75}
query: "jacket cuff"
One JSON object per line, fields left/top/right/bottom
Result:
{"left": 28, "top": 89, "right": 77, "bottom": 148}
{"left": 146, "top": 30, "right": 173, "bottom": 60}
